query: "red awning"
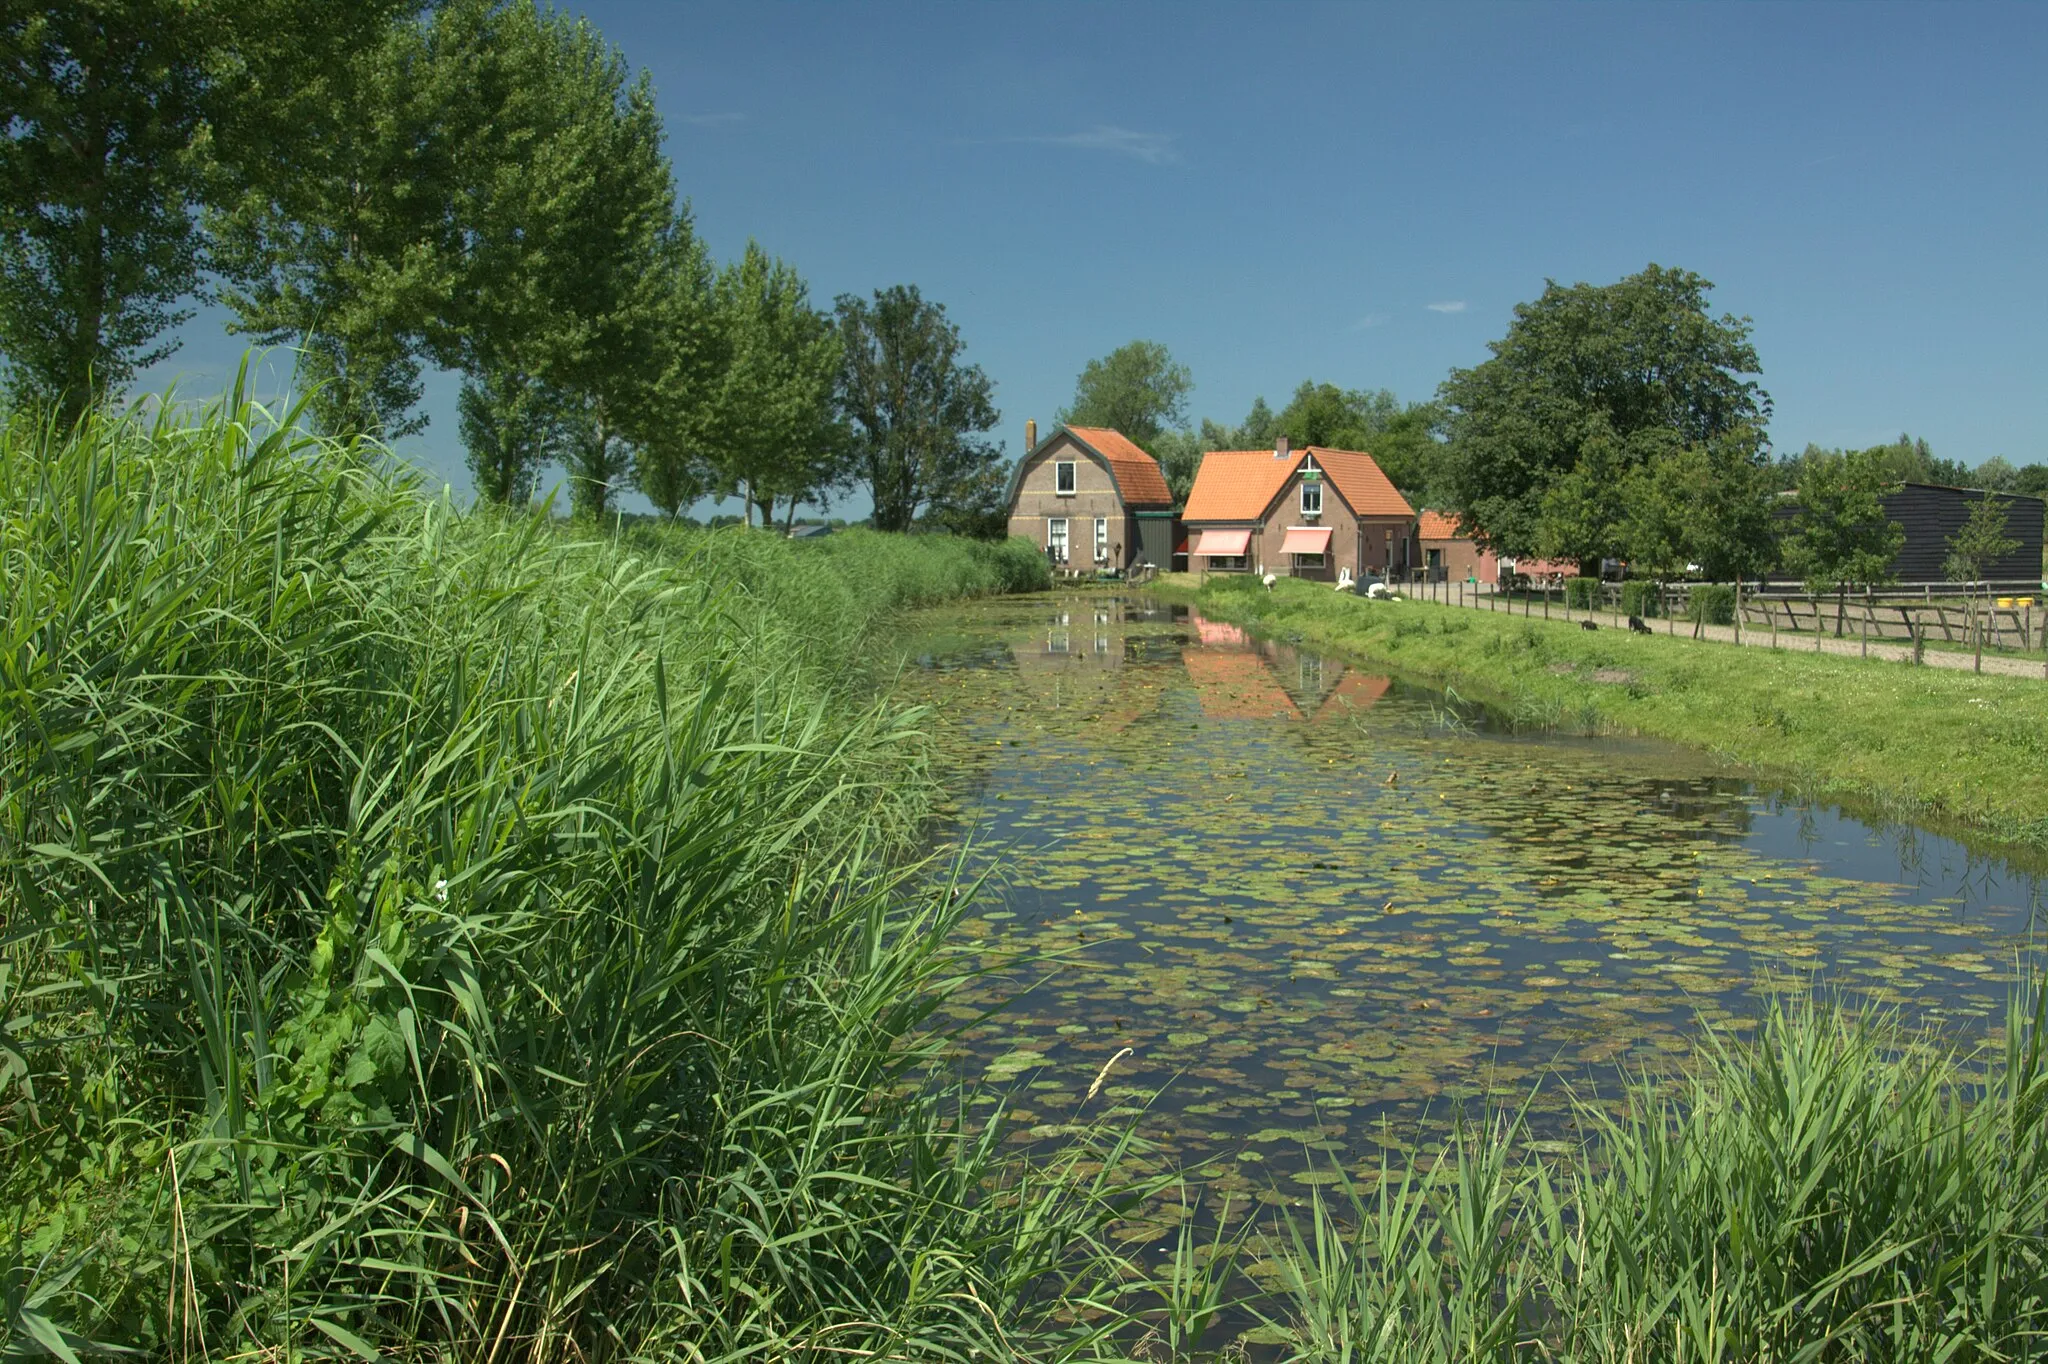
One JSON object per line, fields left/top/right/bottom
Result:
{"left": 1280, "top": 526, "right": 1332, "bottom": 556}
{"left": 1192, "top": 528, "right": 1251, "bottom": 557}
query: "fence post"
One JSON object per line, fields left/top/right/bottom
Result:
{"left": 1913, "top": 619, "right": 1924, "bottom": 666}
{"left": 1861, "top": 588, "right": 1870, "bottom": 659}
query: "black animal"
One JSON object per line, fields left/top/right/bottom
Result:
{"left": 1628, "top": 615, "right": 1653, "bottom": 635}
{"left": 1580, "top": 619, "right": 1599, "bottom": 631}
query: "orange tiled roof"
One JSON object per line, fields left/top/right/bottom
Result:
{"left": 1066, "top": 426, "right": 1174, "bottom": 507}
{"left": 1182, "top": 450, "right": 1301, "bottom": 521}
{"left": 1310, "top": 447, "right": 1414, "bottom": 519}
{"left": 1418, "top": 510, "right": 1465, "bottom": 540}
{"left": 1183, "top": 446, "right": 1414, "bottom": 522}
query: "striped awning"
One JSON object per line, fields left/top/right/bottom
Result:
{"left": 1280, "top": 526, "right": 1332, "bottom": 555}
{"left": 1192, "top": 528, "right": 1251, "bottom": 557}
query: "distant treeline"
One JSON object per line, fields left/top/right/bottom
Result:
{"left": 1062, "top": 266, "right": 2043, "bottom": 591}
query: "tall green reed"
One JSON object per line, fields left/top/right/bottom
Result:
{"left": 0, "top": 382, "right": 1107, "bottom": 1362}
{"left": 1242, "top": 989, "right": 2048, "bottom": 1362}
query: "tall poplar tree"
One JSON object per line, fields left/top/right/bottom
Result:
{"left": 704, "top": 243, "right": 844, "bottom": 527}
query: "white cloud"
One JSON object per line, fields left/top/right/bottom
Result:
{"left": 680, "top": 112, "right": 745, "bottom": 127}
{"left": 1350, "top": 312, "right": 1388, "bottom": 331}
{"left": 1425, "top": 300, "right": 1467, "bottom": 314}
{"left": 1011, "top": 125, "right": 1180, "bottom": 165}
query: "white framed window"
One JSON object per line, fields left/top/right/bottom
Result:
{"left": 1094, "top": 517, "right": 1108, "bottom": 563}
{"left": 1055, "top": 461, "right": 1076, "bottom": 495}
{"left": 1047, "top": 517, "right": 1069, "bottom": 563}
{"left": 1300, "top": 476, "right": 1322, "bottom": 517}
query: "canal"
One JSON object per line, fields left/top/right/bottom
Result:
{"left": 894, "top": 591, "right": 2046, "bottom": 1209}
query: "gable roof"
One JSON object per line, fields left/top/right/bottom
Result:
{"left": 1006, "top": 424, "right": 1174, "bottom": 510}
{"left": 1063, "top": 426, "right": 1175, "bottom": 506}
{"left": 1183, "top": 446, "right": 1415, "bottom": 522}
{"left": 1312, "top": 447, "right": 1415, "bottom": 519}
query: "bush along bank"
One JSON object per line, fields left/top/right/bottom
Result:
{"left": 1177, "top": 575, "right": 2048, "bottom": 853}
{"left": 0, "top": 392, "right": 1125, "bottom": 1361}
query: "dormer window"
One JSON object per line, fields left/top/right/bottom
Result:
{"left": 1055, "top": 460, "right": 1076, "bottom": 495}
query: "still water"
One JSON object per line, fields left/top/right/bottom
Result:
{"left": 895, "top": 593, "right": 2045, "bottom": 1202}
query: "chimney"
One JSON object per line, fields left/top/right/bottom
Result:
{"left": 1026, "top": 418, "right": 1038, "bottom": 451}
{"left": 1274, "top": 434, "right": 1290, "bottom": 460}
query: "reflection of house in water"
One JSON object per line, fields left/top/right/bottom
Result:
{"left": 1182, "top": 612, "right": 1390, "bottom": 722}
{"left": 1004, "top": 597, "right": 1182, "bottom": 735}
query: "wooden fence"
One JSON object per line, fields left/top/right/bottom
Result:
{"left": 1406, "top": 575, "right": 2047, "bottom": 655}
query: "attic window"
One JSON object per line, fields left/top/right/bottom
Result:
{"left": 1300, "top": 477, "right": 1322, "bottom": 517}
{"left": 1055, "top": 461, "right": 1076, "bottom": 495}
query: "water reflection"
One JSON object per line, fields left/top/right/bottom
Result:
{"left": 896, "top": 593, "right": 2045, "bottom": 1197}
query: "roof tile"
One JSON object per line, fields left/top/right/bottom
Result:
{"left": 1183, "top": 446, "right": 1414, "bottom": 522}
{"left": 1066, "top": 426, "right": 1174, "bottom": 506}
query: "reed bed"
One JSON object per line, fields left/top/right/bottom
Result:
{"left": 0, "top": 387, "right": 1136, "bottom": 1361}
{"left": 1138, "top": 992, "right": 2048, "bottom": 1363}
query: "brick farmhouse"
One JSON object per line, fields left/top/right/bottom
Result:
{"left": 1183, "top": 438, "right": 1416, "bottom": 582}
{"left": 1005, "top": 423, "right": 1177, "bottom": 573}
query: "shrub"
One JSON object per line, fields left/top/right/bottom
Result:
{"left": 1620, "top": 580, "right": 1663, "bottom": 618}
{"left": 1567, "top": 576, "right": 1602, "bottom": 610}
{"left": 1688, "top": 583, "right": 1737, "bottom": 625}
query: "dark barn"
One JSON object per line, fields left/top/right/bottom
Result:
{"left": 1881, "top": 484, "right": 2044, "bottom": 585}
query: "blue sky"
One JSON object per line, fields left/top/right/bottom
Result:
{"left": 147, "top": 1, "right": 2048, "bottom": 514}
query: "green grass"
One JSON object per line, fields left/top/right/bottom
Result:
{"left": 0, "top": 384, "right": 1151, "bottom": 1361}
{"left": 1169, "top": 575, "right": 2048, "bottom": 854}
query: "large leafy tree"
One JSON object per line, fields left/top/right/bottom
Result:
{"left": 1618, "top": 425, "right": 1778, "bottom": 582}
{"left": 704, "top": 242, "right": 845, "bottom": 528}
{"left": 0, "top": 0, "right": 402, "bottom": 419}
{"left": 1782, "top": 447, "right": 1905, "bottom": 632}
{"left": 1058, "top": 340, "right": 1190, "bottom": 451}
{"left": 1436, "top": 264, "right": 1769, "bottom": 566}
{"left": 833, "top": 285, "right": 1001, "bottom": 534}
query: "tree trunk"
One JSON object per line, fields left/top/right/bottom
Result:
{"left": 783, "top": 498, "right": 800, "bottom": 534}
{"left": 1835, "top": 584, "right": 1847, "bottom": 638}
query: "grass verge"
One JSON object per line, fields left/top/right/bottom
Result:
{"left": 1165, "top": 574, "right": 2048, "bottom": 855}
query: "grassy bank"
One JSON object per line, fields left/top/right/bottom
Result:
{"left": 0, "top": 392, "right": 1127, "bottom": 1360}
{"left": 1168, "top": 574, "right": 2048, "bottom": 854}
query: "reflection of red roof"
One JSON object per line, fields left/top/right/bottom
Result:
{"left": 1185, "top": 446, "right": 1414, "bottom": 522}
{"left": 1067, "top": 427, "right": 1174, "bottom": 506}
{"left": 1418, "top": 510, "right": 1465, "bottom": 541}
{"left": 1316, "top": 671, "right": 1391, "bottom": 717}
{"left": 1184, "top": 649, "right": 1302, "bottom": 720}
{"left": 1191, "top": 613, "right": 1250, "bottom": 646}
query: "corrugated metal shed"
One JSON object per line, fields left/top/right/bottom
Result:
{"left": 1881, "top": 484, "right": 2044, "bottom": 582}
